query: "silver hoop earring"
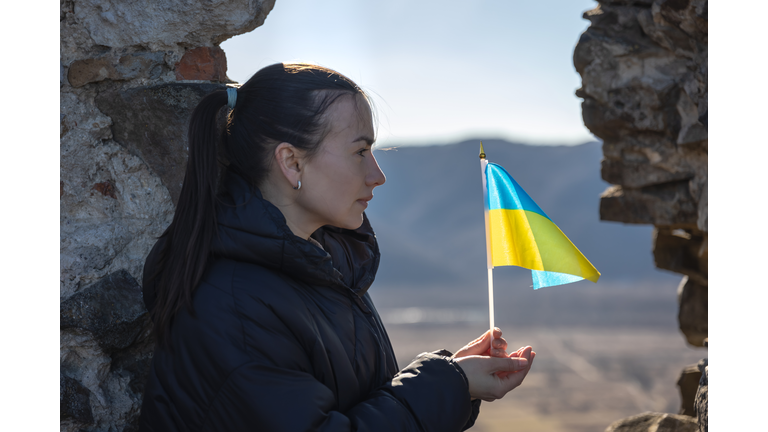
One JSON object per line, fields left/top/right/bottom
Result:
{"left": 293, "top": 180, "right": 302, "bottom": 190}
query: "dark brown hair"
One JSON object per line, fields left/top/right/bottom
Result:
{"left": 149, "top": 62, "right": 369, "bottom": 347}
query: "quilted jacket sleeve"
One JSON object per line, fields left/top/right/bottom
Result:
{"left": 201, "top": 351, "right": 475, "bottom": 432}
{"left": 198, "top": 278, "right": 477, "bottom": 432}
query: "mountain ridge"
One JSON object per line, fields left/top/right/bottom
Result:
{"left": 366, "top": 138, "right": 678, "bottom": 288}
{"left": 364, "top": 139, "right": 683, "bottom": 328}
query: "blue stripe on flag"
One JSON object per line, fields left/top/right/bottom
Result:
{"left": 486, "top": 163, "right": 549, "bottom": 220}
{"left": 531, "top": 270, "right": 585, "bottom": 289}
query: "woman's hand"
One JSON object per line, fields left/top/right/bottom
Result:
{"left": 454, "top": 346, "right": 536, "bottom": 402}
{"left": 452, "top": 328, "right": 509, "bottom": 359}
{"left": 496, "top": 345, "right": 536, "bottom": 379}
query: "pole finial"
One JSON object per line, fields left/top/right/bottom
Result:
{"left": 479, "top": 141, "right": 486, "bottom": 159}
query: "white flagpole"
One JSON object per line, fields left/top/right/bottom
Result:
{"left": 479, "top": 142, "right": 495, "bottom": 353}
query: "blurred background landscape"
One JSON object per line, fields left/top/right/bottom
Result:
{"left": 361, "top": 139, "right": 705, "bottom": 431}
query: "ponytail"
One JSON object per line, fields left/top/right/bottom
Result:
{"left": 147, "top": 63, "right": 369, "bottom": 349}
{"left": 149, "top": 89, "right": 228, "bottom": 348}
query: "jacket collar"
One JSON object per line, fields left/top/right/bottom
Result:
{"left": 211, "top": 172, "right": 380, "bottom": 296}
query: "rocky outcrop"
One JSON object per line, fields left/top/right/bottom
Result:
{"left": 574, "top": 0, "right": 708, "bottom": 252}
{"left": 61, "top": 375, "right": 94, "bottom": 424}
{"left": 61, "top": 270, "right": 148, "bottom": 352}
{"left": 694, "top": 357, "right": 708, "bottom": 432}
{"left": 60, "top": 1, "right": 275, "bottom": 430}
{"left": 94, "top": 83, "right": 226, "bottom": 205}
{"left": 677, "top": 276, "right": 707, "bottom": 347}
{"left": 605, "top": 412, "right": 698, "bottom": 432}
{"left": 574, "top": 0, "right": 707, "bottom": 431}
{"left": 676, "top": 363, "right": 702, "bottom": 416}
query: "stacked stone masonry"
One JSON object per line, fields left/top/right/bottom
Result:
{"left": 573, "top": 0, "right": 707, "bottom": 431}
{"left": 605, "top": 412, "right": 699, "bottom": 432}
{"left": 60, "top": 1, "right": 275, "bottom": 430}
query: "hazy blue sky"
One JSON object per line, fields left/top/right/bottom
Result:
{"left": 221, "top": 0, "right": 599, "bottom": 147}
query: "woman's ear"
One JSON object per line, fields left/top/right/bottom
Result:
{"left": 273, "top": 142, "right": 304, "bottom": 187}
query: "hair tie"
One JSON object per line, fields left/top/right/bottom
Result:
{"left": 227, "top": 87, "right": 237, "bottom": 109}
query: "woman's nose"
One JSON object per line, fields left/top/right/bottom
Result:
{"left": 367, "top": 155, "right": 386, "bottom": 187}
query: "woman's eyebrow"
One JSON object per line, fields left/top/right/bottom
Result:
{"left": 353, "top": 135, "right": 375, "bottom": 146}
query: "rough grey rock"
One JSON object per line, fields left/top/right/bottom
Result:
{"left": 676, "top": 363, "right": 702, "bottom": 416}
{"left": 59, "top": 267, "right": 152, "bottom": 430}
{"left": 695, "top": 179, "right": 707, "bottom": 232}
{"left": 599, "top": 182, "right": 698, "bottom": 226}
{"left": 68, "top": 52, "right": 168, "bottom": 88}
{"left": 60, "top": 374, "right": 94, "bottom": 424}
{"left": 60, "top": 332, "right": 112, "bottom": 417}
{"left": 95, "top": 83, "right": 226, "bottom": 205}
{"left": 60, "top": 320, "right": 154, "bottom": 431}
{"left": 599, "top": 133, "right": 696, "bottom": 189}
{"left": 694, "top": 357, "right": 707, "bottom": 432}
{"left": 73, "top": 0, "right": 276, "bottom": 51}
{"left": 654, "top": 230, "right": 707, "bottom": 287}
{"left": 604, "top": 412, "right": 698, "bottom": 432}
{"left": 61, "top": 0, "right": 274, "bottom": 430}
{"left": 60, "top": 270, "right": 147, "bottom": 352}
{"left": 61, "top": 0, "right": 101, "bottom": 66}
{"left": 59, "top": 90, "right": 175, "bottom": 299}
{"left": 575, "top": 0, "right": 707, "bottom": 233}
{"left": 598, "top": 0, "right": 655, "bottom": 5}
{"left": 676, "top": 276, "right": 707, "bottom": 347}
{"left": 575, "top": 2, "right": 708, "bottom": 430}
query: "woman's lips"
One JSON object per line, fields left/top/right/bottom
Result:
{"left": 357, "top": 196, "right": 373, "bottom": 208}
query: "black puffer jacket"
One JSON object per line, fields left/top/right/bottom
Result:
{"left": 138, "top": 173, "right": 480, "bottom": 431}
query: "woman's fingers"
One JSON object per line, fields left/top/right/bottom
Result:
{"left": 453, "top": 328, "right": 508, "bottom": 358}
{"left": 488, "top": 328, "right": 508, "bottom": 357}
{"left": 489, "top": 355, "right": 529, "bottom": 373}
{"left": 508, "top": 345, "right": 530, "bottom": 358}
{"left": 492, "top": 335, "right": 508, "bottom": 352}
{"left": 497, "top": 365, "right": 531, "bottom": 390}
{"left": 490, "top": 335, "right": 508, "bottom": 358}
{"left": 519, "top": 346, "right": 533, "bottom": 361}
{"left": 453, "top": 331, "right": 491, "bottom": 358}
{"left": 490, "top": 348, "right": 507, "bottom": 357}
{"left": 455, "top": 355, "right": 531, "bottom": 401}
{"left": 496, "top": 346, "right": 534, "bottom": 378}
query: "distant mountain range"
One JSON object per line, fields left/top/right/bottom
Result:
{"left": 364, "top": 139, "right": 684, "bottom": 327}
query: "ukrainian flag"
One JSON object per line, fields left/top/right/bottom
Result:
{"left": 485, "top": 162, "right": 600, "bottom": 289}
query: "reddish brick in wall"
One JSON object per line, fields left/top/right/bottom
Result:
{"left": 175, "top": 46, "right": 228, "bottom": 81}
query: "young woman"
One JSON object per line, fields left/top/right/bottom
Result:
{"left": 138, "top": 62, "right": 535, "bottom": 431}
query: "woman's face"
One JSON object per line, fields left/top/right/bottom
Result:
{"left": 296, "top": 94, "right": 386, "bottom": 231}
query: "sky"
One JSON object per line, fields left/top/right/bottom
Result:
{"left": 221, "top": 0, "right": 599, "bottom": 147}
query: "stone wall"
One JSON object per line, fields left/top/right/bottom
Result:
{"left": 60, "top": 1, "right": 275, "bottom": 430}
{"left": 573, "top": 0, "right": 707, "bottom": 431}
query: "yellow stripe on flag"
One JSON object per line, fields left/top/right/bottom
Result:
{"left": 488, "top": 209, "right": 600, "bottom": 283}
